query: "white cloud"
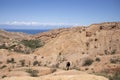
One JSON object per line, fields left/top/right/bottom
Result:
{"left": 0, "top": 21, "right": 79, "bottom": 26}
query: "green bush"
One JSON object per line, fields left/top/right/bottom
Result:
{"left": 26, "top": 69, "right": 39, "bottom": 77}
{"left": 82, "top": 58, "right": 93, "bottom": 66}
{"left": 21, "top": 39, "right": 44, "bottom": 49}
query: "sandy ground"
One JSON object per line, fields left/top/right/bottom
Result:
{"left": 2, "top": 69, "right": 108, "bottom": 80}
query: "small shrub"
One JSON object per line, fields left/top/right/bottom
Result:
{"left": 82, "top": 58, "right": 93, "bottom": 66}
{"left": 79, "top": 31, "right": 82, "bottom": 33}
{"left": 0, "top": 65, "right": 7, "bottom": 69}
{"left": 8, "top": 45, "right": 16, "bottom": 50}
{"left": 7, "top": 58, "right": 15, "bottom": 64}
{"left": 0, "top": 61, "right": 3, "bottom": 64}
{"left": 34, "top": 56, "right": 37, "bottom": 59}
{"left": 2, "top": 75, "right": 7, "bottom": 78}
{"left": 85, "top": 68, "right": 89, "bottom": 70}
{"left": 51, "top": 68, "right": 57, "bottom": 73}
{"left": 110, "top": 57, "right": 120, "bottom": 64}
{"left": 94, "top": 46, "right": 97, "bottom": 48}
{"left": 82, "top": 28, "right": 86, "bottom": 31}
{"left": 86, "top": 42, "right": 89, "bottom": 47}
{"left": 19, "top": 59, "right": 25, "bottom": 66}
{"left": 104, "top": 49, "right": 117, "bottom": 55}
{"left": 104, "top": 50, "right": 108, "bottom": 55}
{"left": 82, "top": 52, "right": 85, "bottom": 54}
{"left": 111, "top": 49, "right": 116, "bottom": 55}
{"left": 33, "top": 61, "right": 40, "bottom": 66}
{"left": 86, "top": 32, "right": 92, "bottom": 37}
{"left": 14, "top": 49, "right": 24, "bottom": 53}
{"left": 59, "top": 52, "right": 62, "bottom": 55}
{"left": 95, "top": 57, "right": 101, "bottom": 62}
{"left": 41, "top": 56, "right": 44, "bottom": 58}
{"left": 0, "top": 44, "right": 8, "bottom": 49}
{"left": 94, "top": 38, "right": 98, "bottom": 41}
{"left": 26, "top": 69, "right": 39, "bottom": 77}
{"left": 100, "top": 26, "right": 103, "bottom": 30}
{"left": 111, "top": 25, "right": 116, "bottom": 29}
{"left": 11, "top": 58, "right": 14, "bottom": 62}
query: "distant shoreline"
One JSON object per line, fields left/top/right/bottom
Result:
{"left": 4, "top": 29, "right": 50, "bottom": 34}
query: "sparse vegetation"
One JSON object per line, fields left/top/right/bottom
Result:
{"left": 85, "top": 68, "right": 89, "bottom": 70}
{"left": 2, "top": 75, "right": 7, "bottom": 78}
{"left": 111, "top": 49, "right": 116, "bottom": 55}
{"left": 94, "top": 38, "right": 98, "bottom": 41}
{"left": 100, "top": 26, "right": 103, "bottom": 30}
{"left": 110, "top": 57, "right": 120, "bottom": 64}
{"left": 0, "top": 65, "right": 7, "bottom": 69}
{"left": 0, "top": 39, "right": 44, "bottom": 54}
{"left": 86, "top": 31, "right": 92, "bottom": 37}
{"left": 19, "top": 59, "right": 25, "bottom": 66}
{"left": 104, "top": 49, "right": 117, "bottom": 55}
{"left": 94, "top": 46, "right": 97, "bottom": 48}
{"left": 26, "top": 69, "right": 39, "bottom": 77}
{"left": 0, "top": 44, "right": 8, "bottom": 49}
{"left": 33, "top": 60, "right": 40, "bottom": 66}
{"left": 96, "top": 67, "right": 120, "bottom": 80}
{"left": 7, "top": 58, "right": 15, "bottom": 64}
{"left": 95, "top": 57, "right": 101, "bottom": 62}
{"left": 21, "top": 39, "right": 44, "bottom": 49}
{"left": 104, "top": 50, "right": 108, "bottom": 55}
{"left": 50, "top": 68, "right": 57, "bottom": 73}
{"left": 82, "top": 58, "right": 93, "bottom": 66}
{"left": 86, "top": 42, "right": 89, "bottom": 47}
{"left": 82, "top": 52, "right": 85, "bottom": 54}
{"left": 108, "top": 72, "right": 120, "bottom": 80}
{"left": 8, "top": 45, "right": 16, "bottom": 50}
{"left": 0, "top": 61, "right": 2, "bottom": 64}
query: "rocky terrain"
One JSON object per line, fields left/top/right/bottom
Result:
{"left": 0, "top": 22, "right": 120, "bottom": 80}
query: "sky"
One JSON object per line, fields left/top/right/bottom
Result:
{"left": 0, "top": 0, "right": 120, "bottom": 29}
